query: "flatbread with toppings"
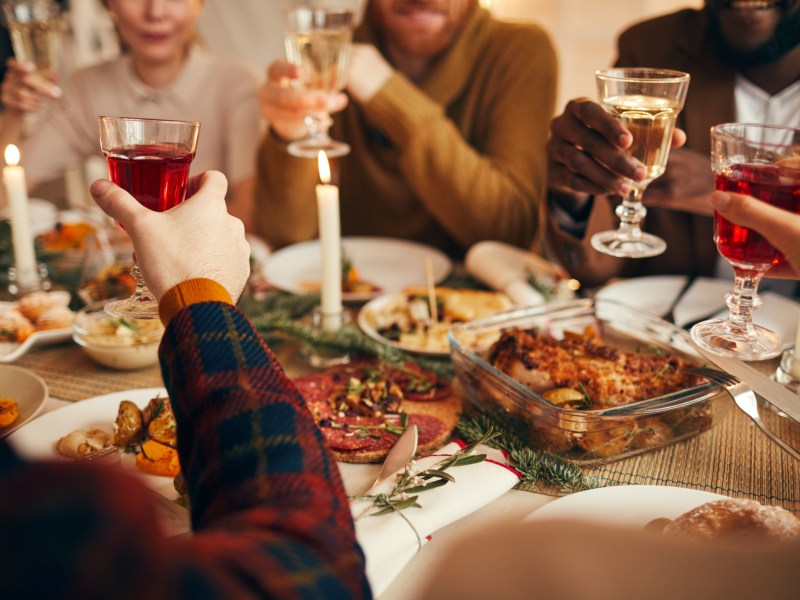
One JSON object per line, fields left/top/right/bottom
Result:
{"left": 294, "top": 358, "right": 461, "bottom": 463}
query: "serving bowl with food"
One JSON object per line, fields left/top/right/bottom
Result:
{"left": 72, "top": 303, "right": 164, "bottom": 370}
{"left": 449, "top": 298, "right": 728, "bottom": 465}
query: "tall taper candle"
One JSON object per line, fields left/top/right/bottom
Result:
{"left": 3, "top": 144, "right": 40, "bottom": 293}
{"left": 316, "top": 151, "right": 342, "bottom": 331}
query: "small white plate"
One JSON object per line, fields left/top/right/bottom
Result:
{"left": 358, "top": 292, "right": 451, "bottom": 357}
{"left": 0, "top": 365, "right": 48, "bottom": 437}
{"left": 0, "top": 301, "right": 73, "bottom": 363}
{"left": 0, "top": 327, "right": 73, "bottom": 363}
{"left": 524, "top": 484, "right": 726, "bottom": 528}
{"left": 264, "top": 237, "right": 452, "bottom": 302}
{"left": 7, "top": 388, "right": 178, "bottom": 499}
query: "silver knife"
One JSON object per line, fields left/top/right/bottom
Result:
{"left": 693, "top": 343, "right": 800, "bottom": 423}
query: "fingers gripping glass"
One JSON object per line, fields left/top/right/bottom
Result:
{"left": 283, "top": 5, "right": 354, "bottom": 159}
{"left": 591, "top": 68, "right": 690, "bottom": 259}
{"left": 98, "top": 116, "right": 200, "bottom": 320}
{"left": 691, "top": 123, "right": 800, "bottom": 361}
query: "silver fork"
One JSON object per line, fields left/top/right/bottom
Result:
{"left": 691, "top": 366, "right": 800, "bottom": 463}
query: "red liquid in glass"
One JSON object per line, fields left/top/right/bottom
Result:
{"left": 714, "top": 163, "right": 800, "bottom": 269}
{"left": 105, "top": 143, "right": 194, "bottom": 212}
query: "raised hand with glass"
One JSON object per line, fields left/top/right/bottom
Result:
{"left": 591, "top": 68, "right": 690, "bottom": 258}
{"left": 283, "top": 4, "right": 354, "bottom": 158}
{"left": 98, "top": 116, "right": 200, "bottom": 320}
{"left": 691, "top": 123, "right": 800, "bottom": 361}
{"left": 1, "top": 0, "right": 61, "bottom": 79}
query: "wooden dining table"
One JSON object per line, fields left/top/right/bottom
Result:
{"left": 10, "top": 328, "right": 800, "bottom": 598}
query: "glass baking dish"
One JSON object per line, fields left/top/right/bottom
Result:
{"left": 448, "top": 298, "right": 728, "bottom": 465}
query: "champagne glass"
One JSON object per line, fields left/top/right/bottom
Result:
{"left": 591, "top": 68, "right": 690, "bottom": 258}
{"left": 283, "top": 5, "right": 354, "bottom": 158}
{"left": 691, "top": 123, "right": 800, "bottom": 361}
{"left": 98, "top": 116, "right": 200, "bottom": 320}
{"left": 1, "top": 0, "right": 61, "bottom": 79}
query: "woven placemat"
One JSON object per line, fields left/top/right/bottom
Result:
{"left": 584, "top": 399, "right": 800, "bottom": 512}
{"left": 15, "top": 342, "right": 800, "bottom": 511}
{"left": 14, "top": 342, "right": 163, "bottom": 400}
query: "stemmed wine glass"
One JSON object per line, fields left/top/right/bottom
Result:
{"left": 591, "top": 68, "right": 690, "bottom": 258}
{"left": 283, "top": 5, "right": 354, "bottom": 158}
{"left": 98, "top": 116, "right": 200, "bottom": 320}
{"left": 1, "top": 0, "right": 61, "bottom": 79}
{"left": 691, "top": 123, "right": 800, "bottom": 361}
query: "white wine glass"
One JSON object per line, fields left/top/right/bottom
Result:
{"left": 283, "top": 5, "right": 354, "bottom": 159}
{"left": 591, "top": 68, "right": 690, "bottom": 258}
{"left": 98, "top": 116, "right": 200, "bottom": 320}
{"left": 1, "top": 0, "right": 61, "bottom": 79}
{"left": 691, "top": 123, "right": 800, "bottom": 361}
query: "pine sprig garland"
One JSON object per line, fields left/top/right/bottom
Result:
{"left": 241, "top": 292, "right": 454, "bottom": 380}
{"left": 457, "top": 412, "right": 597, "bottom": 493}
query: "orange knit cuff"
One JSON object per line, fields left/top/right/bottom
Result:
{"left": 158, "top": 278, "right": 233, "bottom": 326}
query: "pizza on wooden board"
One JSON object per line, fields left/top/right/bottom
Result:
{"left": 293, "top": 358, "right": 462, "bottom": 463}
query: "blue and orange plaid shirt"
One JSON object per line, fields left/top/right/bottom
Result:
{"left": 0, "top": 300, "right": 371, "bottom": 599}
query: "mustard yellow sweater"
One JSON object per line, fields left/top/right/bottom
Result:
{"left": 255, "top": 6, "right": 557, "bottom": 258}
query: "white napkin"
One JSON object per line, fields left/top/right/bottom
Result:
{"left": 596, "top": 276, "right": 800, "bottom": 345}
{"left": 352, "top": 441, "right": 521, "bottom": 596}
{"left": 465, "top": 241, "right": 550, "bottom": 306}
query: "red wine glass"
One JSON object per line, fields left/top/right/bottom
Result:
{"left": 98, "top": 116, "right": 200, "bottom": 320}
{"left": 691, "top": 123, "right": 800, "bottom": 360}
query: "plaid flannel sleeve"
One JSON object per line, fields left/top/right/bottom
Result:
{"left": 0, "top": 301, "right": 370, "bottom": 600}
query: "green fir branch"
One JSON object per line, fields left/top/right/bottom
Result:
{"left": 456, "top": 412, "right": 596, "bottom": 493}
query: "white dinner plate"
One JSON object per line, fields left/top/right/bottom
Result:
{"left": 7, "top": 387, "right": 178, "bottom": 499}
{"left": 0, "top": 301, "right": 73, "bottom": 363}
{"left": 264, "top": 237, "right": 452, "bottom": 302}
{"left": 596, "top": 275, "right": 800, "bottom": 347}
{"left": 358, "top": 292, "right": 450, "bottom": 357}
{"left": 524, "top": 484, "right": 726, "bottom": 528}
{"left": 0, "top": 365, "right": 48, "bottom": 437}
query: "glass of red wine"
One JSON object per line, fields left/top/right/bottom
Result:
{"left": 691, "top": 123, "right": 800, "bottom": 360}
{"left": 98, "top": 116, "right": 200, "bottom": 319}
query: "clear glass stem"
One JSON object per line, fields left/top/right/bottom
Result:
{"left": 130, "top": 263, "right": 157, "bottom": 305}
{"left": 614, "top": 186, "right": 647, "bottom": 241}
{"left": 725, "top": 267, "right": 765, "bottom": 339}
{"left": 305, "top": 111, "right": 334, "bottom": 145}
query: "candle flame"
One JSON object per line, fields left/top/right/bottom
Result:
{"left": 317, "top": 150, "right": 331, "bottom": 184}
{"left": 5, "top": 144, "right": 20, "bottom": 166}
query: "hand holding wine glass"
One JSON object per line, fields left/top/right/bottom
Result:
{"left": 282, "top": 5, "right": 354, "bottom": 158}
{"left": 691, "top": 124, "right": 800, "bottom": 361}
{"left": 98, "top": 116, "right": 200, "bottom": 319}
{"left": 89, "top": 171, "right": 250, "bottom": 304}
{"left": 590, "top": 68, "right": 690, "bottom": 258}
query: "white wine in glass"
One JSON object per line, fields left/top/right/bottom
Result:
{"left": 283, "top": 6, "right": 354, "bottom": 158}
{"left": 2, "top": 0, "right": 61, "bottom": 78}
{"left": 591, "top": 68, "right": 690, "bottom": 259}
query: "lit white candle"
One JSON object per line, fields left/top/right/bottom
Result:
{"left": 791, "top": 315, "right": 800, "bottom": 379}
{"left": 3, "top": 144, "right": 39, "bottom": 292}
{"left": 316, "top": 151, "right": 342, "bottom": 332}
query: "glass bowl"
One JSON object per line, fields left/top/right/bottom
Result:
{"left": 72, "top": 302, "right": 164, "bottom": 370}
{"left": 448, "top": 298, "right": 728, "bottom": 465}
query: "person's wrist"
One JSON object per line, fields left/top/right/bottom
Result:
{"left": 158, "top": 278, "right": 234, "bottom": 326}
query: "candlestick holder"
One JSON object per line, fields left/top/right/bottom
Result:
{"left": 300, "top": 306, "right": 351, "bottom": 369}
{"left": 774, "top": 348, "right": 800, "bottom": 395}
{"left": 6, "top": 261, "right": 50, "bottom": 298}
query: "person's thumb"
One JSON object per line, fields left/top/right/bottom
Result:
{"left": 90, "top": 179, "right": 146, "bottom": 229}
